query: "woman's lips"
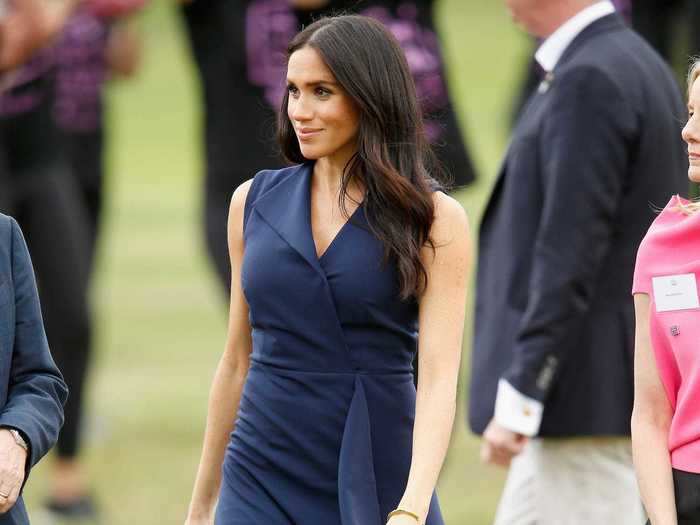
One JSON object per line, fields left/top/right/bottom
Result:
{"left": 689, "top": 152, "right": 700, "bottom": 162}
{"left": 297, "top": 128, "right": 323, "bottom": 140}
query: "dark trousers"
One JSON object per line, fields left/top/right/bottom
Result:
{"left": 645, "top": 469, "right": 700, "bottom": 524}
{"left": 0, "top": 98, "right": 93, "bottom": 459}
{"left": 63, "top": 128, "right": 105, "bottom": 273}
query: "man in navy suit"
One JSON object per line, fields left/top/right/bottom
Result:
{"left": 0, "top": 213, "right": 67, "bottom": 523}
{"left": 469, "top": 1, "right": 687, "bottom": 522}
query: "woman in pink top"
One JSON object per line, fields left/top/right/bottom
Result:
{"left": 632, "top": 60, "right": 700, "bottom": 525}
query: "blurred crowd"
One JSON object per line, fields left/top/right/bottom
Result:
{"left": 0, "top": 1, "right": 143, "bottom": 521}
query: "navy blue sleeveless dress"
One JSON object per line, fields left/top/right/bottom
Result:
{"left": 215, "top": 163, "right": 444, "bottom": 525}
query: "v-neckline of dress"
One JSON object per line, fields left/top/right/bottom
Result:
{"left": 306, "top": 169, "right": 364, "bottom": 263}
{"left": 314, "top": 204, "right": 363, "bottom": 262}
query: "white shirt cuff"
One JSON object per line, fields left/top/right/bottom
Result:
{"left": 494, "top": 379, "right": 544, "bottom": 437}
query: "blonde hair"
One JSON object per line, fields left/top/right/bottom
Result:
{"left": 689, "top": 58, "right": 700, "bottom": 94}
{"left": 680, "top": 59, "right": 700, "bottom": 215}
{"left": 675, "top": 199, "right": 700, "bottom": 215}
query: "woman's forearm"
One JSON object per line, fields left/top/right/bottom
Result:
{"left": 632, "top": 412, "right": 677, "bottom": 525}
{"left": 187, "top": 352, "right": 249, "bottom": 520}
{"left": 398, "top": 379, "right": 457, "bottom": 521}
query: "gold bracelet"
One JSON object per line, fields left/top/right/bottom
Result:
{"left": 387, "top": 508, "right": 421, "bottom": 523}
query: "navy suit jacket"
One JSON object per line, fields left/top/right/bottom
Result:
{"left": 469, "top": 14, "right": 688, "bottom": 437}
{"left": 0, "top": 215, "right": 67, "bottom": 523}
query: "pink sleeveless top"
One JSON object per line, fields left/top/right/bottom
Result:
{"left": 633, "top": 195, "right": 700, "bottom": 473}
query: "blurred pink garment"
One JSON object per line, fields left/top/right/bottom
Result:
{"left": 86, "top": 0, "right": 147, "bottom": 18}
{"left": 633, "top": 195, "right": 700, "bottom": 473}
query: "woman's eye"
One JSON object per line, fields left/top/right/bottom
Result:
{"left": 315, "top": 87, "right": 331, "bottom": 97}
{"left": 287, "top": 85, "right": 299, "bottom": 97}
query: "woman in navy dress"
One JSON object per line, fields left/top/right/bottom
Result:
{"left": 185, "top": 15, "right": 470, "bottom": 525}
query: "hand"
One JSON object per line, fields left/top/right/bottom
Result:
{"left": 0, "top": 429, "right": 27, "bottom": 514}
{"left": 41, "top": 0, "right": 83, "bottom": 38}
{"left": 480, "top": 419, "right": 528, "bottom": 468}
{"left": 0, "top": 0, "right": 81, "bottom": 72}
{"left": 0, "top": 0, "right": 46, "bottom": 71}
{"left": 106, "top": 19, "right": 142, "bottom": 78}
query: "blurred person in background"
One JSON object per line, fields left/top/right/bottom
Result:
{"left": 0, "top": 2, "right": 90, "bottom": 519}
{"left": 632, "top": 60, "right": 700, "bottom": 525}
{"left": 180, "top": 0, "right": 477, "bottom": 297}
{"left": 0, "top": 0, "right": 144, "bottom": 521}
{"left": 45, "top": 4, "right": 143, "bottom": 521}
{"left": 185, "top": 15, "right": 469, "bottom": 525}
{"left": 54, "top": 8, "right": 142, "bottom": 273}
{"left": 0, "top": 213, "right": 69, "bottom": 525}
{"left": 468, "top": 1, "right": 687, "bottom": 524}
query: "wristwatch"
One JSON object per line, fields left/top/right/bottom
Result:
{"left": 7, "top": 429, "right": 28, "bottom": 452}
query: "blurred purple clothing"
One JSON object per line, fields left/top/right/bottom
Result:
{"left": 361, "top": 3, "right": 448, "bottom": 140}
{"left": 246, "top": 0, "right": 449, "bottom": 142}
{"left": 0, "top": 10, "right": 110, "bottom": 129}
{"left": 53, "top": 11, "right": 110, "bottom": 132}
{"left": 245, "top": 0, "right": 296, "bottom": 110}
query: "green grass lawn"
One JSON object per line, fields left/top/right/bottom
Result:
{"left": 22, "top": 1, "right": 531, "bottom": 523}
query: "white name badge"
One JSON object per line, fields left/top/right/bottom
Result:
{"left": 652, "top": 274, "right": 700, "bottom": 312}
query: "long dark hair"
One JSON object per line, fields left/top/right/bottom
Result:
{"left": 278, "top": 15, "right": 443, "bottom": 300}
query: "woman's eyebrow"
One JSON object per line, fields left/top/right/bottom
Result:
{"left": 286, "top": 78, "right": 339, "bottom": 87}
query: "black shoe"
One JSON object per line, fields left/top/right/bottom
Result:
{"left": 43, "top": 495, "right": 99, "bottom": 523}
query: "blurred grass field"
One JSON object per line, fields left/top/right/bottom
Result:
{"left": 22, "top": 1, "right": 531, "bottom": 523}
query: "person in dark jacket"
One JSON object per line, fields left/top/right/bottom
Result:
{"left": 0, "top": 213, "right": 68, "bottom": 524}
{"left": 469, "top": 1, "right": 688, "bottom": 523}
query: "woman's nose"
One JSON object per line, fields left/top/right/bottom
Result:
{"left": 290, "top": 95, "right": 313, "bottom": 122}
{"left": 682, "top": 116, "right": 698, "bottom": 145}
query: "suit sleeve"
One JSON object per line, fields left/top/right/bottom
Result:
{"left": 0, "top": 218, "right": 68, "bottom": 482}
{"left": 495, "top": 66, "right": 637, "bottom": 436}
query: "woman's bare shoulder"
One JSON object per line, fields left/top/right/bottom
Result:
{"left": 430, "top": 191, "right": 470, "bottom": 245}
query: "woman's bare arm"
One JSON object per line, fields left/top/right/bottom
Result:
{"left": 392, "top": 193, "right": 470, "bottom": 524}
{"left": 185, "top": 180, "right": 254, "bottom": 524}
{"left": 631, "top": 293, "right": 677, "bottom": 525}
